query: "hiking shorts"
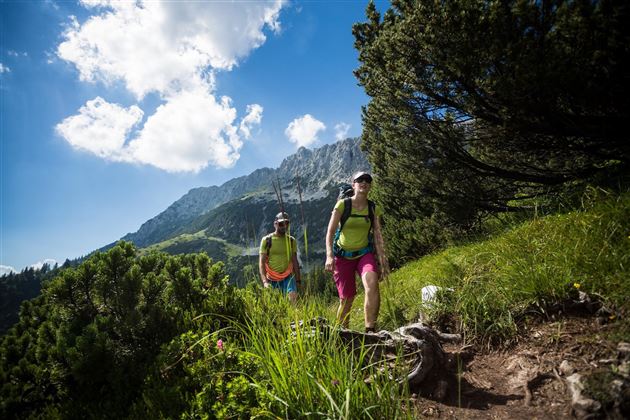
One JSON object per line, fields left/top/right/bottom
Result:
{"left": 333, "top": 252, "right": 377, "bottom": 299}
{"left": 269, "top": 274, "right": 297, "bottom": 294}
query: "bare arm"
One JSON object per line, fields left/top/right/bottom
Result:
{"left": 259, "top": 253, "right": 270, "bottom": 287}
{"left": 325, "top": 208, "right": 342, "bottom": 272}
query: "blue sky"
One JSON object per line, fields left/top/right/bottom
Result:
{"left": 1, "top": 0, "right": 388, "bottom": 273}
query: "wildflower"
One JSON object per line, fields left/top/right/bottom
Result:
{"left": 217, "top": 339, "right": 224, "bottom": 351}
{"left": 331, "top": 379, "right": 340, "bottom": 386}
{"left": 573, "top": 282, "right": 581, "bottom": 289}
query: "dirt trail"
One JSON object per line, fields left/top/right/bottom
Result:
{"left": 412, "top": 316, "right": 627, "bottom": 419}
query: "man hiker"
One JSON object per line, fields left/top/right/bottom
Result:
{"left": 259, "top": 211, "right": 301, "bottom": 303}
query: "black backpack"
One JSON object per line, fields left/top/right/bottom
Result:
{"left": 333, "top": 193, "right": 376, "bottom": 258}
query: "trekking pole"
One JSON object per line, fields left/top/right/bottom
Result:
{"left": 296, "top": 173, "right": 309, "bottom": 264}
{"left": 272, "top": 177, "right": 292, "bottom": 262}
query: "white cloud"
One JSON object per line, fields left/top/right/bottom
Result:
{"left": 239, "top": 104, "right": 264, "bottom": 139}
{"left": 0, "top": 265, "right": 16, "bottom": 276}
{"left": 55, "top": 0, "right": 283, "bottom": 172}
{"left": 57, "top": 91, "right": 263, "bottom": 172}
{"left": 58, "top": 0, "right": 285, "bottom": 98}
{"left": 30, "top": 259, "right": 59, "bottom": 271}
{"left": 0, "top": 63, "right": 10, "bottom": 73}
{"left": 127, "top": 89, "right": 261, "bottom": 172}
{"left": 285, "top": 114, "right": 326, "bottom": 148}
{"left": 334, "top": 122, "right": 351, "bottom": 141}
{"left": 56, "top": 97, "right": 143, "bottom": 160}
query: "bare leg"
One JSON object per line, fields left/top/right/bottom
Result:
{"left": 362, "top": 271, "right": 380, "bottom": 329}
{"left": 336, "top": 296, "right": 355, "bottom": 328}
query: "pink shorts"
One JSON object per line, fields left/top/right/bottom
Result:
{"left": 333, "top": 252, "right": 377, "bottom": 299}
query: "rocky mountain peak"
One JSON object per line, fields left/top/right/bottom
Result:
{"left": 119, "top": 137, "right": 369, "bottom": 248}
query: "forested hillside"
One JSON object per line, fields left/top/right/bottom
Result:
{"left": 0, "top": 264, "right": 57, "bottom": 333}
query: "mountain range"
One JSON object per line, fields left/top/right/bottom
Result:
{"left": 110, "top": 137, "right": 370, "bottom": 284}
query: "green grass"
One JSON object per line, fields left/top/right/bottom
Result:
{"left": 139, "top": 230, "right": 245, "bottom": 257}
{"left": 147, "top": 189, "right": 630, "bottom": 417}
{"left": 229, "top": 290, "right": 416, "bottom": 418}
{"left": 345, "top": 190, "right": 630, "bottom": 344}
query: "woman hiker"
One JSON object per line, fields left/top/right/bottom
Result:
{"left": 324, "top": 171, "right": 390, "bottom": 332}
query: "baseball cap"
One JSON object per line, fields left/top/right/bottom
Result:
{"left": 352, "top": 171, "right": 373, "bottom": 182}
{"left": 274, "top": 212, "right": 290, "bottom": 222}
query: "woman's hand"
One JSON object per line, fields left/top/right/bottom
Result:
{"left": 325, "top": 255, "right": 335, "bottom": 272}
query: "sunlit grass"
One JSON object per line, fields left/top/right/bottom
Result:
{"left": 231, "top": 291, "right": 416, "bottom": 418}
{"left": 347, "top": 191, "right": 630, "bottom": 344}
{"left": 146, "top": 188, "right": 630, "bottom": 417}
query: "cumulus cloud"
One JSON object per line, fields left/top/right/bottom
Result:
{"left": 56, "top": 97, "right": 143, "bottom": 160}
{"left": 0, "top": 63, "right": 10, "bottom": 73}
{"left": 0, "top": 265, "right": 16, "bottom": 276}
{"left": 334, "top": 122, "right": 351, "bottom": 141}
{"left": 58, "top": 0, "right": 284, "bottom": 98}
{"left": 55, "top": 0, "right": 282, "bottom": 171}
{"left": 57, "top": 93, "right": 261, "bottom": 172}
{"left": 285, "top": 114, "right": 326, "bottom": 148}
{"left": 127, "top": 90, "right": 249, "bottom": 172}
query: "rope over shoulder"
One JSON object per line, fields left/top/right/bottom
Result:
{"left": 265, "top": 261, "right": 293, "bottom": 281}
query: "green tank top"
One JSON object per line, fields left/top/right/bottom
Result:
{"left": 334, "top": 199, "right": 382, "bottom": 251}
{"left": 259, "top": 234, "right": 297, "bottom": 273}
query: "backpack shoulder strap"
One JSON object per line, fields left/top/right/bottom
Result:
{"left": 367, "top": 200, "right": 376, "bottom": 230}
{"left": 339, "top": 198, "right": 353, "bottom": 231}
{"left": 265, "top": 234, "right": 273, "bottom": 255}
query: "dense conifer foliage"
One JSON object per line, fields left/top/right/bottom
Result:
{"left": 0, "top": 263, "right": 58, "bottom": 333}
{"left": 354, "top": 0, "right": 630, "bottom": 260}
{"left": 0, "top": 242, "right": 247, "bottom": 418}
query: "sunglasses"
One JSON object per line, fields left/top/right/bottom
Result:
{"left": 354, "top": 177, "right": 372, "bottom": 184}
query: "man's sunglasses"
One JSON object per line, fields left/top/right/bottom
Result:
{"left": 354, "top": 177, "right": 372, "bottom": 184}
